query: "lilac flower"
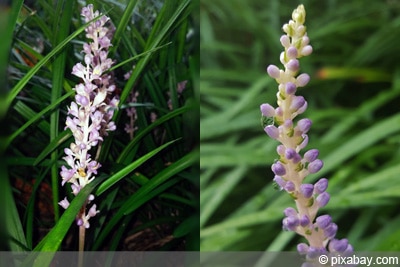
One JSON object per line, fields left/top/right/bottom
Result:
{"left": 260, "top": 4, "right": 352, "bottom": 256}
{"left": 59, "top": 4, "right": 118, "bottom": 228}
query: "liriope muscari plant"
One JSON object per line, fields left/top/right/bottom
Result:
{"left": 58, "top": 4, "right": 118, "bottom": 250}
{"left": 260, "top": 4, "right": 353, "bottom": 261}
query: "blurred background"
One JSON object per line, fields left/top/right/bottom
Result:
{"left": 200, "top": 0, "right": 400, "bottom": 251}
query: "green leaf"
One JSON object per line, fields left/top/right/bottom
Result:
{"left": 93, "top": 150, "right": 197, "bottom": 250}
{"left": 96, "top": 139, "right": 179, "bottom": 196}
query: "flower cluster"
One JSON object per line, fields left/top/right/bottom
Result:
{"left": 261, "top": 5, "right": 352, "bottom": 259}
{"left": 59, "top": 4, "right": 118, "bottom": 229}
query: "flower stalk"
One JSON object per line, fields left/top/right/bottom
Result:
{"left": 261, "top": 5, "right": 352, "bottom": 259}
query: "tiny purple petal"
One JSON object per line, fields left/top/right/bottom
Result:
{"left": 88, "top": 204, "right": 98, "bottom": 217}
{"left": 284, "top": 181, "right": 295, "bottom": 192}
{"left": 308, "top": 159, "right": 323, "bottom": 173}
{"left": 296, "top": 100, "right": 308, "bottom": 115}
{"left": 299, "top": 214, "right": 310, "bottom": 227}
{"left": 329, "top": 238, "right": 349, "bottom": 253}
{"left": 296, "top": 73, "right": 310, "bottom": 87}
{"left": 267, "top": 65, "right": 280, "bottom": 79}
{"left": 290, "top": 96, "right": 305, "bottom": 111}
{"left": 300, "top": 184, "right": 314, "bottom": 198}
{"left": 285, "top": 82, "right": 297, "bottom": 95}
{"left": 302, "top": 36, "right": 310, "bottom": 46}
{"left": 284, "top": 207, "right": 297, "bottom": 217}
{"left": 301, "top": 45, "right": 313, "bottom": 56}
{"left": 283, "top": 119, "right": 293, "bottom": 128}
{"left": 277, "top": 145, "right": 285, "bottom": 156}
{"left": 264, "top": 125, "right": 279, "bottom": 139}
{"left": 60, "top": 166, "right": 75, "bottom": 186}
{"left": 76, "top": 218, "right": 83, "bottom": 226}
{"left": 307, "top": 247, "right": 325, "bottom": 259}
{"left": 275, "top": 107, "right": 283, "bottom": 117}
{"left": 283, "top": 216, "right": 299, "bottom": 231}
{"left": 297, "top": 134, "right": 309, "bottom": 150}
{"left": 280, "top": 35, "right": 290, "bottom": 47}
{"left": 58, "top": 197, "right": 70, "bottom": 209}
{"left": 75, "top": 95, "right": 89, "bottom": 106}
{"left": 314, "top": 178, "right": 328, "bottom": 194}
{"left": 316, "top": 215, "right": 332, "bottom": 229}
{"left": 286, "top": 47, "right": 298, "bottom": 59}
{"left": 297, "top": 243, "right": 309, "bottom": 255}
{"left": 273, "top": 176, "right": 286, "bottom": 190}
{"left": 260, "top": 103, "right": 275, "bottom": 117}
{"left": 304, "top": 149, "right": 319, "bottom": 162}
{"left": 316, "top": 192, "right": 330, "bottom": 207}
{"left": 272, "top": 162, "right": 286, "bottom": 176}
{"left": 286, "top": 59, "right": 299, "bottom": 72}
{"left": 297, "top": 118, "right": 312, "bottom": 133}
{"left": 285, "top": 148, "right": 297, "bottom": 160}
{"left": 324, "top": 223, "right": 338, "bottom": 239}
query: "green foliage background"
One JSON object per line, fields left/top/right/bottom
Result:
{"left": 200, "top": 0, "right": 400, "bottom": 251}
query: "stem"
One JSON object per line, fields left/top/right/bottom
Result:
{"left": 78, "top": 223, "right": 86, "bottom": 267}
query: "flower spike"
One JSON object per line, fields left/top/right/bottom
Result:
{"left": 261, "top": 4, "right": 352, "bottom": 258}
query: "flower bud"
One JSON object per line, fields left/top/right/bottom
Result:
{"left": 314, "top": 178, "right": 328, "bottom": 194}
{"left": 296, "top": 73, "right": 310, "bottom": 87}
{"left": 316, "top": 214, "right": 331, "bottom": 229}
{"left": 297, "top": 243, "right": 309, "bottom": 255}
{"left": 308, "top": 159, "right": 323, "bottom": 173}
{"left": 285, "top": 82, "right": 297, "bottom": 95}
{"left": 300, "top": 184, "right": 314, "bottom": 198}
{"left": 267, "top": 64, "right": 280, "bottom": 79}
{"left": 260, "top": 103, "right": 275, "bottom": 117}
{"left": 272, "top": 161, "right": 286, "bottom": 176}
{"left": 316, "top": 192, "right": 330, "bottom": 207}
{"left": 304, "top": 149, "right": 319, "bottom": 162}
{"left": 264, "top": 125, "right": 279, "bottom": 139}
{"left": 297, "top": 118, "right": 312, "bottom": 133}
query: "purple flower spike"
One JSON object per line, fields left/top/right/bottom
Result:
{"left": 300, "top": 184, "right": 314, "bottom": 198}
{"left": 262, "top": 4, "right": 352, "bottom": 253}
{"left": 59, "top": 4, "right": 118, "bottom": 229}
